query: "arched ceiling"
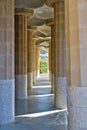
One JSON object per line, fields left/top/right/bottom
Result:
{"left": 37, "top": 25, "right": 51, "bottom": 36}
{"left": 36, "top": 37, "right": 51, "bottom": 45}
{"left": 45, "top": 0, "right": 60, "bottom": 7}
{"left": 15, "top": 0, "right": 45, "bottom": 9}
{"left": 37, "top": 41, "right": 50, "bottom": 48}
{"left": 15, "top": 0, "right": 55, "bottom": 47}
{"left": 34, "top": 4, "right": 54, "bottom": 20}
{"left": 33, "top": 31, "right": 47, "bottom": 38}
{"left": 27, "top": 16, "right": 45, "bottom": 26}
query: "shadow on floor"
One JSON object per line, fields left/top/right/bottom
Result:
{"left": 0, "top": 74, "right": 68, "bottom": 130}
{"left": 15, "top": 94, "right": 54, "bottom": 115}
{"left": 0, "top": 110, "right": 67, "bottom": 130}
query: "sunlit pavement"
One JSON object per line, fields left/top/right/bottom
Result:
{"left": 0, "top": 74, "right": 67, "bottom": 130}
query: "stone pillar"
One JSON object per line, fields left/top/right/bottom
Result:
{"left": 36, "top": 47, "right": 40, "bottom": 78}
{"left": 0, "top": 0, "right": 15, "bottom": 124}
{"left": 51, "top": 25, "right": 55, "bottom": 93}
{"left": 32, "top": 38, "right": 37, "bottom": 85}
{"left": 49, "top": 44, "right": 52, "bottom": 81}
{"left": 27, "top": 27, "right": 33, "bottom": 92}
{"left": 15, "top": 9, "right": 33, "bottom": 99}
{"left": 46, "top": 19, "right": 55, "bottom": 93}
{"left": 65, "top": 0, "right": 87, "bottom": 129}
{"left": 53, "top": 1, "right": 67, "bottom": 108}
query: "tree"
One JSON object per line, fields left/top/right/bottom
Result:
{"left": 40, "top": 59, "right": 48, "bottom": 73}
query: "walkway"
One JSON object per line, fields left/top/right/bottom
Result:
{"left": 0, "top": 74, "right": 67, "bottom": 130}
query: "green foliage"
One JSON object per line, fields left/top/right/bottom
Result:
{"left": 40, "top": 59, "right": 48, "bottom": 73}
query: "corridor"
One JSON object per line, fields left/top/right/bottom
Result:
{"left": 0, "top": 74, "right": 67, "bottom": 130}
{"left": 0, "top": 0, "right": 87, "bottom": 129}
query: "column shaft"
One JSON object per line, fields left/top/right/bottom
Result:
{"left": 15, "top": 13, "right": 27, "bottom": 99}
{"left": 49, "top": 45, "right": 52, "bottom": 81}
{"left": 0, "top": 0, "right": 14, "bottom": 124}
{"left": 32, "top": 39, "right": 37, "bottom": 85}
{"left": 51, "top": 25, "right": 55, "bottom": 93}
{"left": 36, "top": 47, "right": 40, "bottom": 78}
{"left": 54, "top": 1, "right": 67, "bottom": 108}
{"left": 65, "top": 0, "right": 87, "bottom": 130}
{"left": 27, "top": 29, "right": 33, "bottom": 94}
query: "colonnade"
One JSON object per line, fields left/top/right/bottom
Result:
{"left": 0, "top": 0, "right": 87, "bottom": 130}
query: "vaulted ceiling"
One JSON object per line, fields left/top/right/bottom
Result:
{"left": 15, "top": 0, "right": 55, "bottom": 48}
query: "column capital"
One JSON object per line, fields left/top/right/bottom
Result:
{"left": 45, "top": 18, "right": 54, "bottom": 26}
{"left": 27, "top": 26, "right": 37, "bottom": 32}
{"left": 45, "top": 0, "right": 64, "bottom": 7}
{"left": 15, "top": 8, "right": 34, "bottom": 17}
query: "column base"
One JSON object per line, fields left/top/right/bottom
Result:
{"left": 51, "top": 73, "right": 54, "bottom": 93}
{"left": 15, "top": 75, "right": 27, "bottom": 99}
{"left": 0, "top": 80, "right": 14, "bottom": 125}
{"left": 36, "top": 70, "right": 40, "bottom": 78}
{"left": 27, "top": 72, "right": 33, "bottom": 91}
{"left": 54, "top": 77, "right": 67, "bottom": 108}
{"left": 68, "top": 87, "right": 87, "bottom": 130}
{"left": 49, "top": 71, "right": 52, "bottom": 82}
{"left": 33, "top": 71, "right": 36, "bottom": 85}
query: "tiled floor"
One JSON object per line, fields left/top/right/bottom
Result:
{"left": 0, "top": 74, "right": 67, "bottom": 130}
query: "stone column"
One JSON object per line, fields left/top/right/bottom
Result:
{"left": 15, "top": 9, "right": 33, "bottom": 99}
{"left": 54, "top": 1, "right": 67, "bottom": 108}
{"left": 32, "top": 38, "right": 37, "bottom": 85}
{"left": 49, "top": 44, "right": 52, "bottom": 81}
{"left": 36, "top": 47, "right": 40, "bottom": 78}
{"left": 65, "top": 0, "right": 87, "bottom": 129}
{"left": 0, "top": 0, "right": 14, "bottom": 124}
{"left": 27, "top": 27, "right": 33, "bottom": 93}
{"left": 46, "top": 19, "right": 55, "bottom": 93}
{"left": 51, "top": 25, "right": 55, "bottom": 93}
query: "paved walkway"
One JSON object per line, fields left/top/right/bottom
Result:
{"left": 0, "top": 74, "right": 67, "bottom": 130}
